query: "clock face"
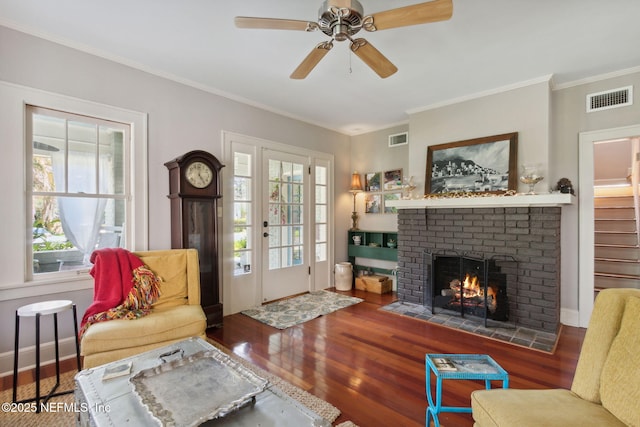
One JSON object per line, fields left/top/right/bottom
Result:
{"left": 185, "top": 161, "right": 213, "bottom": 188}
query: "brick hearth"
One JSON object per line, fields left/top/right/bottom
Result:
{"left": 396, "top": 207, "right": 561, "bottom": 333}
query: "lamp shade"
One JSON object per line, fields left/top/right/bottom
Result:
{"left": 349, "top": 171, "right": 363, "bottom": 192}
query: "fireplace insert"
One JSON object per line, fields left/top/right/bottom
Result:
{"left": 424, "top": 251, "right": 517, "bottom": 327}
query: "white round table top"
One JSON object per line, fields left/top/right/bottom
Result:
{"left": 17, "top": 300, "right": 73, "bottom": 317}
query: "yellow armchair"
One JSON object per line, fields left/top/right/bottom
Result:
{"left": 471, "top": 288, "right": 640, "bottom": 426}
{"left": 80, "top": 249, "right": 207, "bottom": 369}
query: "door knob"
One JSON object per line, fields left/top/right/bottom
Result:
{"left": 263, "top": 232, "right": 269, "bottom": 237}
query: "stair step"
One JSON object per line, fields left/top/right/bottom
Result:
{"left": 594, "top": 245, "right": 640, "bottom": 260}
{"left": 595, "top": 231, "right": 639, "bottom": 246}
{"left": 594, "top": 219, "right": 637, "bottom": 232}
{"left": 594, "top": 207, "right": 635, "bottom": 220}
{"left": 595, "top": 258, "right": 640, "bottom": 276}
{"left": 594, "top": 194, "right": 635, "bottom": 207}
{"left": 594, "top": 273, "right": 640, "bottom": 290}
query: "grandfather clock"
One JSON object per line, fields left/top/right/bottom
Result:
{"left": 165, "top": 150, "right": 224, "bottom": 328}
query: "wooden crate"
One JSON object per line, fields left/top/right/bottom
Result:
{"left": 355, "top": 275, "right": 392, "bottom": 294}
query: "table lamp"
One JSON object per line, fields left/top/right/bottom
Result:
{"left": 349, "top": 171, "right": 363, "bottom": 230}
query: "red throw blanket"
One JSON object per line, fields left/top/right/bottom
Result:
{"left": 79, "top": 248, "right": 160, "bottom": 338}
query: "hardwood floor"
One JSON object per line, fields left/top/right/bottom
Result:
{"left": 208, "top": 289, "right": 586, "bottom": 427}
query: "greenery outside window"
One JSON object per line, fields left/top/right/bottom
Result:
{"left": 234, "top": 152, "right": 252, "bottom": 275}
{"left": 27, "top": 106, "right": 130, "bottom": 276}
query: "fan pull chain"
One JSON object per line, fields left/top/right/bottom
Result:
{"left": 349, "top": 48, "right": 353, "bottom": 74}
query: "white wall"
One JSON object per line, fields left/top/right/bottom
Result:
{"left": 0, "top": 25, "right": 350, "bottom": 374}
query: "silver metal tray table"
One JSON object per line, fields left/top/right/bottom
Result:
{"left": 75, "top": 337, "right": 330, "bottom": 427}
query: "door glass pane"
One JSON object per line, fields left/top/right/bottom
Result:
{"left": 234, "top": 202, "right": 252, "bottom": 225}
{"left": 269, "top": 204, "right": 281, "bottom": 225}
{"left": 315, "top": 185, "right": 326, "bottom": 204}
{"left": 269, "top": 227, "right": 280, "bottom": 247}
{"left": 315, "top": 243, "right": 326, "bottom": 262}
{"left": 235, "top": 152, "right": 251, "bottom": 177}
{"left": 235, "top": 177, "right": 251, "bottom": 201}
{"left": 316, "top": 224, "right": 326, "bottom": 242}
{"left": 269, "top": 248, "right": 280, "bottom": 269}
{"left": 293, "top": 226, "right": 303, "bottom": 244}
{"left": 269, "top": 182, "right": 280, "bottom": 202}
{"left": 292, "top": 184, "right": 303, "bottom": 203}
{"left": 315, "top": 166, "right": 326, "bottom": 185}
{"left": 316, "top": 205, "right": 327, "bottom": 223}
{"left": 267, "top": 157, "right": 304, "bottom": 271}
{"left": 282, "top": 162, "right": 293, "bottom": 182}
{"left": 268, "top": 159, "right": 280, "bottom": 180}
{"left": 281, "top": 183, "right": 291, "bottom": 203}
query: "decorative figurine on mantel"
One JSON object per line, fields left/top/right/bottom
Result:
{"left": 519, "top": 165, "right": 544, "bottom": 194}
{"left": 555, "top": 178, "right": 575, "bottom": 195}
{"left": 402, "top": 176, "right": 417, "bottom": 199}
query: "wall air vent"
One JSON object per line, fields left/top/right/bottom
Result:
{"left": 586, "top": 86, "right": 633, "bottom": 112}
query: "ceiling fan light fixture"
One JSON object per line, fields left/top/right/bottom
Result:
{"left": 318, "top": 0, "right": 364, "bottom": 39}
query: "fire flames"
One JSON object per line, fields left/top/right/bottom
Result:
{"left": 448, "top": 274, "right": 497, "bottom": 313}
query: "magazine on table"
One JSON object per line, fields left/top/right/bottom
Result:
{"left": 432, "top": 357, "right": 457, "bottom": 371}
{"left": 432, "top": 356, "right": 499, "bottom": 374}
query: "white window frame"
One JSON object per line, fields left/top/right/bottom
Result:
{"left": 27, "top": 105, "right": 132, "bottom": 279}
{"left": 0, "top": 81, "right": 148, "bottom": 300}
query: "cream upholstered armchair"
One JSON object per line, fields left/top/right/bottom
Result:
{"left": 471, "top": 288, "right": 640, "bottom": 426}
{"left": 80, "top": 249, "right": 207, "bottom": 368}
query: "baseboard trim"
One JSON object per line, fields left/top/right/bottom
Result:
{"left": 0, "top": 337, "right": 80, "bottom": 389}
{"left": 561, "top": 307, "right": 580, "bottom": 327}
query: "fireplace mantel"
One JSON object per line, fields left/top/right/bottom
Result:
{"left": 386, "top": 193, "right": 574, "bottom": 210}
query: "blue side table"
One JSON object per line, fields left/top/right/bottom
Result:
{"left": 425, "top": 354, "right": 509, "bottom": 427}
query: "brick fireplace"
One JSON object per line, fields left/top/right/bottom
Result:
{"left": 396, "top": 206, "right": 562, "bottom": 333}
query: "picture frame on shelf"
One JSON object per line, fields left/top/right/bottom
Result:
{"left": 365, "top": 172, "right": 381, "bottom": 192}
{"left": 384, "top": 193, "right": 401, "bottom": 213}
{"left": 425, "top": 132, "right": 518, "bottom": 195}
{"left": 384, "top": 169, "right": 403, "bottom": 191}
{"left": 365, "top": 193, "right": 382, "bottom": 213}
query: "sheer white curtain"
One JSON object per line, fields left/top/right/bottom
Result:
{"left": 52, "top": 149, "right": 111, "bottom": 264}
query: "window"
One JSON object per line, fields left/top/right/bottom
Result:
{"left": 27, "top": 106, "right": 130, "bottom": 276}
{"left": 233, "top": 152, "right": 253, "bottom": 275}
{"left": 315, "top": 165, "right": 328, "bottom": 262}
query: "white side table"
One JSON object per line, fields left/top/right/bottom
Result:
{"left": 13, "top": 299, "right": 81, "bottom": 412}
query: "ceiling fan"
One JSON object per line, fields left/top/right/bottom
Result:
{"left": 235, "top": 0, "right": 453, "bottom": 79}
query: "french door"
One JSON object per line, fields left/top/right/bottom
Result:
{"left": 261, "top": 150, "right": 310, "bottom": 302}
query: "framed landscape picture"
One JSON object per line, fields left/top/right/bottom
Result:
{"left": 384, "top": 169, "right": 403, "bottom": 190}
{"left": 384, "top": 192, "right": 401, "bottom": 213}
{"left": 425, "top": 132, "right": 518, "bottom": 195}
{"left": 365, "top": 194, "right": 382, "bottom": 213}
{"left": 365, "top": 172, "right": 381, "bottom": 192}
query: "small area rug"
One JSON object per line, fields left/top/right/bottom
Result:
{"left": 241, "top": 290, "right": 363, "bottom": 329}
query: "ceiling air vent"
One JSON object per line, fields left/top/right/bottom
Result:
{"left": 586, "top": 86, "right": 633, "bottom": 112}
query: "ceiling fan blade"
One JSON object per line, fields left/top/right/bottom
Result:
{"left": 364, "top": 0, "right": 453, "bottom": 32}
{"left": 350, "top": 38, "right": 397, "bottom": 78}
{"left": 290, "top": 41, "right": 333, "bottom": 79}
{"left": 234, "top": 17, "right": 318, "bottom": 32}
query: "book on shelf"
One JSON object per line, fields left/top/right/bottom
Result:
{"left": 432, "top": 357, "right": 457, "bottom": 371}
{"left": 102, "top": 361, "right": 132, "bottom": 381}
